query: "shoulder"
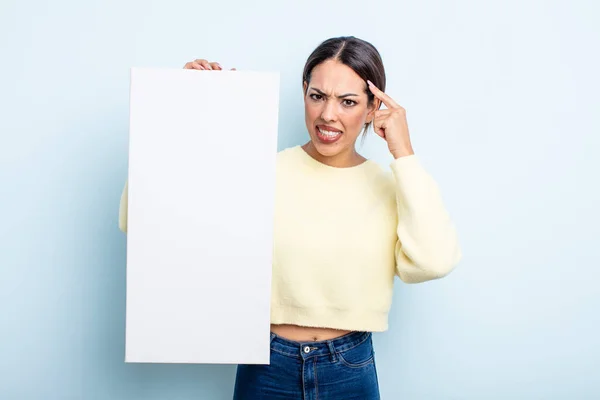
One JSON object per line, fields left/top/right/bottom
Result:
{"left": 275, "top": 145, "right": 304, "bottom": 171}
{"left": 276, "top": 145, "right": 300, "bottom": 160}
{"left": 363, "top": 160, "right": 397, "bottom": 197}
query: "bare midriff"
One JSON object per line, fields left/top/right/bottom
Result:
{"left": 270, "top": 324, "right": 352, "bottom": 342}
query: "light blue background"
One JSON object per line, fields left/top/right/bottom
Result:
{"left": 1, "top": 0, "right": 599, "bottom": 399}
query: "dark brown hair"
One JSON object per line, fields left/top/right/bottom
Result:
{"left": 302, "top": 36, "right": 386, "bottom": 136}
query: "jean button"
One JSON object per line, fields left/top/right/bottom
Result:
{"left": 303, "top": 346, "right": 310, "bottom": 354}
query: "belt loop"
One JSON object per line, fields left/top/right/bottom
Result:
{"left": 270, "top": 332, "right": 276, "bottom": 343}
{"left": 327, "top": 340, "right": 337, "bottom": 362}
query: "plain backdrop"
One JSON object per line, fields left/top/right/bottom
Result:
{"left": 1, "top": 0, "right": 598, "bottom": 399}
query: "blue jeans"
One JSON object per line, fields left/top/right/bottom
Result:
{"left": 233, "top": 331, "right": 380, "bottom": 399}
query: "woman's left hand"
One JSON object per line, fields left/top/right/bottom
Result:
{"left": 367, "top": 80, "right": 414, "bottom": 159}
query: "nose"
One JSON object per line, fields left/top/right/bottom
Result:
{"left": 320, "top": 100, "right": 337, "bottom": 122}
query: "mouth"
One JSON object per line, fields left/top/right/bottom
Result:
{"left": 315, "top": 125, "right": 343, "bottom": 144}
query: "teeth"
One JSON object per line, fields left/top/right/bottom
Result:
{"left": 318, "top": 128, "right": 341, "bottom": 137}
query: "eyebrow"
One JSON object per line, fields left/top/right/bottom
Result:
{"left": 309, "top": 87, "right": 359, "bottom": 98}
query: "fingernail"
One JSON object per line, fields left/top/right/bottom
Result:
{"left": 367, "top": 80, "right": 373, "bottom": 86}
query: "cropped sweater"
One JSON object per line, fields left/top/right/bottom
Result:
{"left": 118, "top": 145, "right": 462, "bottom": 332}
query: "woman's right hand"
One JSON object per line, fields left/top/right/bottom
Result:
{"left": 183, "top": 59, "right": 236, "bottom": 71}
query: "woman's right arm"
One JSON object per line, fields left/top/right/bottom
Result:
{"left": 118, "top": 58, "right": 234, "bottom": 234}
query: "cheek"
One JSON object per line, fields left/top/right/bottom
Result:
{"left": 304, "top": 102, "right": 320, "bottom": 121}
{"left": 343, "top": 109, "right": 368, "bottom": 131}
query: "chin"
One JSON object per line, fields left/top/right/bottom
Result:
{"left": 311, "top": 140, "right": 345, "bottom": 158}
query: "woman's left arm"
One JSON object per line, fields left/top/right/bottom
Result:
{"left": 389, "top": 155, "right": 461, "bottom": 283}
{"left": 367, "top": 81, "right": 462, "bottom": 283}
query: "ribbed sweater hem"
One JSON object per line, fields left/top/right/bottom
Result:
{"left": 270, "top": 304, "right": 389, "bottom": 332}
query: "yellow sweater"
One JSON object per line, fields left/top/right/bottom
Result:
{"left": 119, "top": 145, "right": 461, "bottom": 332}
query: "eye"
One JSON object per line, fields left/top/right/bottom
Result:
{"left": 343, "top": 99, "right": 357, "bottom": 107}
{"left": 309, "top": 93, "right": 323, "bottom": 101}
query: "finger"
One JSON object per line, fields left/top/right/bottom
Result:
{"left": 373, "top": 123, "right": 385, "bottom": 138}
{"left": 191, "top": 59, "right": 208, "bottom": 70}
{"left": 184, "top": 62, "right": 199, "bottom": 69}
{"left": 185, "top": 61, "right": 205, "bottom": 70}
{"left": 375, "top": 129, "right": 386, "bottom": 139}
{"left": 373, "top": 117, "right": 387, "bottom": 129}
{"left": 367, "top": 80, "right": 395, "bottom": 106}
{"left": 210, "top": 62, "right": 222, "bottom": 70}
{"left": 376, "top": 108, "right": 406, "bottom": 120}
{"left": 367, "top": 80, "right": 400, "bottom": 109}
{"left": 191, "top": 62, "right": 205, "bottom": 70}
{"left": 373, "top": 109, "right": 393, "bottom": 118}
{"left": 197, "top": 59, "right": 212, "bottom": 70}
{"left": 372, "top": 119, "right": 386, "bottom": 138}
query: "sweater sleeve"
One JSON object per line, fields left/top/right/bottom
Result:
{"left": 118, "top": 180, "right": 128, "bottom": 233}
{"left": 390, "top": 155, "right": 461, "bottom": 283}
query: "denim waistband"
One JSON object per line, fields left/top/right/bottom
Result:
{"left": 269, "top": 330, "right": 372, "bottom": 360}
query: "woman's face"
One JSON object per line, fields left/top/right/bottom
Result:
{"left": 303, "top": 59, "right": 377, "bottom": 159}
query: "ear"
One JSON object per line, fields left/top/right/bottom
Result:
{"left": 303, "top": 81, "right": 308, "bottom": 94}
{"left": 365, "top": 99, "right": 381, "bottom": 123}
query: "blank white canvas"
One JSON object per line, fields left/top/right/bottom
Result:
{"left": 125, "top": 68, "right": 280, "bottom": 364}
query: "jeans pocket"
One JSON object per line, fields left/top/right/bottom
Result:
{"left": 336, "top": 339, "right": 375, "bottom": 368}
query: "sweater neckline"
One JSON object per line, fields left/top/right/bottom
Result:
{"left": 294, "top": 145, "right": 374, "bottom": 172}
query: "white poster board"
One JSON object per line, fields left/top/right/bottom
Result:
{"left": 125, "top": 68, "right": 279, "bottom": 364}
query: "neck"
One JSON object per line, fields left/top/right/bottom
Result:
{"left": 302, "top": 141, "right": 366, "bottom": 168}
